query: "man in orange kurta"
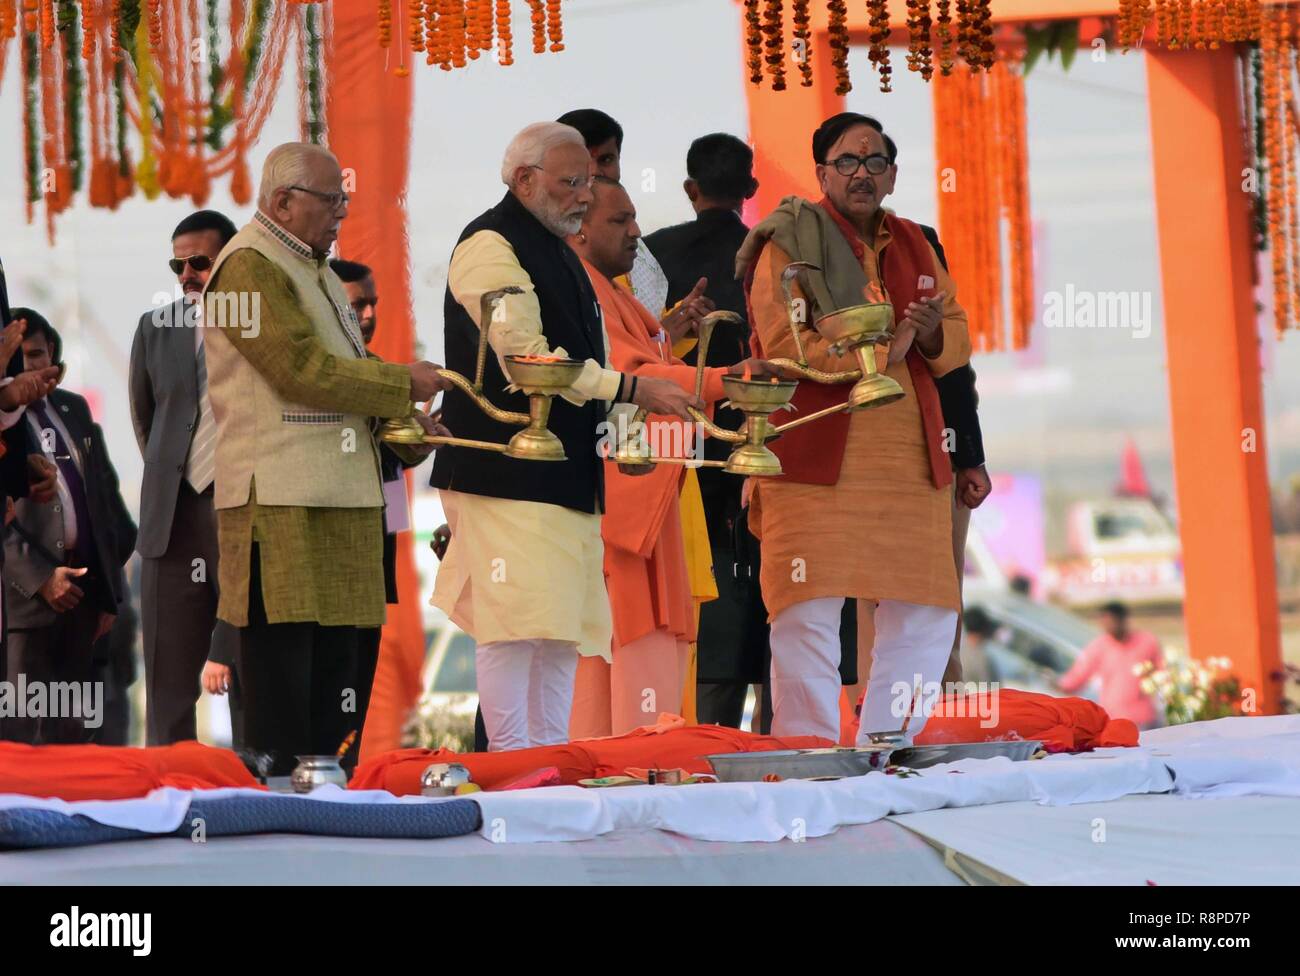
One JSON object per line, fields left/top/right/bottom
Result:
{"left": 741, "top": 113, "right": 972, "bottom": 745}
{"left": 568, "top": 177, "right": 777, "bottom": 737}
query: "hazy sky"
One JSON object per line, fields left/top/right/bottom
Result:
{"left": 1, "top": 0, "right": 1297, "bottom": 520}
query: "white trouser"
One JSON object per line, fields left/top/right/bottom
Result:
{"left": 769, "top": 597, "right": 957, "bottom": 744}
{"left": 475, "top": 639, "right": 578, "bottom": 752}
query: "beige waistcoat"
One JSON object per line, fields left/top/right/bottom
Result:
{"left": 202, "top": 216, "right": 383, "bottom": 511}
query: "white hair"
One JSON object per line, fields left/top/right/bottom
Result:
{"left": 501, "top": 122, "right": 586, "bottom": 188}
{"left": 257, "top": 142, "right": 340, "bottom": 211}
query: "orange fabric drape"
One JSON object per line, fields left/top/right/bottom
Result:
{"left": 351, "top": 724, "right": 832, "bottom": 793}
{"left": 0, "top": 740, "right": 262, "bottom": 801}
{"left": 325, "top": 2, "right": 422, "bottom": 764}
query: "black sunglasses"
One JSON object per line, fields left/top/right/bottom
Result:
{"left": 169, "top": 254, "right": 213, "bottom": 275}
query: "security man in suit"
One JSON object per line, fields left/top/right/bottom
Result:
{"left": 4, "top": 311, "right": 136, "bottom": 743}
{"left": 129, "top": 210, "right": 242, "bottom": 745}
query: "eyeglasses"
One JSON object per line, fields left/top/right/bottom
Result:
{"left": 169, "top": 254, "right": 213, "bottom": 275}
{"left": 528, "top": 166, "right": 595, "bottom": 191}
{"left": 287, "top": 185, "right": 351, "bottom": 209}
{"left": 826, "top": 153, "right": 891, "bottom": 177}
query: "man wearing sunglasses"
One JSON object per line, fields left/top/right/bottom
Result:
{"left": 129, "top": 209, "right": 243, "bottom": 746}
{"left": 736, "top": 112, "right": 972, "bottom": 746}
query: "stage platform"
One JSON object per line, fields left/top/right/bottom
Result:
{"left": 3, "top": 716, "right": 1298, "bottom": 885}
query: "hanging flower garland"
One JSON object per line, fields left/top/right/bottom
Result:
{"left": 761, "top": 0, "right": 785, "bottom": 91}
{"left": 866, "top": 0, "right": 892, "bottom": 92}
{"left": 545, "top": 0, "right": 561, "bottom": 52}
{"left": 743, "top": 0, "right": 762, "bottom": 85}
{"left": 935, "top": 0, "right": 955, "bottom": 75}
{"left": 932, "top": 61, "right": 1033, "bottom": 351}
{"left": 528, "top": 0, "right": 543, "bottom": 55}
{"left": 495, "top": 0, "right": 511, "bottom": 65}
{"left": 297, "top": 0, "right": 325, "bottom": 145}
{"left": 906, "top": 0, "right": 933, "bottom": 81}
{"left": 791, "top": 0, "right": 812, "bottom": 87}
{"left": 827, "top": 0, "right": 848, "bottom": 94}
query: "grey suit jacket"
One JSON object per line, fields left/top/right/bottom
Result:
{"left": 128, "top": 299, "right": 238, "bottom": 666}
{"left": 129, "top": 299, "right": 201, "bottom": 559}
{"left": 5, "top": 390, "right": 137, "bottom": 630}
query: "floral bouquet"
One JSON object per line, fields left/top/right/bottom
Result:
{"left": 1135, "top": 655, "right": 1240, "bottom": 726}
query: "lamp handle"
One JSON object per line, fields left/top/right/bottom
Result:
{"left": 780, "top": 261, "right": 820, "bottom": 366}
{"left": 474, "top": 286, "right": 526, "bottom": 393}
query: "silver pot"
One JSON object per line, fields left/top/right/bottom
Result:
{"left": 290, "top": 755, "right": 348, "bottom": 794}
{"left": 421, "top": 762, "right": 473, "bottom": 797}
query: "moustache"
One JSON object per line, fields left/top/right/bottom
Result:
{"left": 849, "top": 180, "right": 876, "bottom": 194}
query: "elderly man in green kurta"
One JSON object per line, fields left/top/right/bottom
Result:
{"left": 200, "top": 142, "right": 450, "bottom": 775}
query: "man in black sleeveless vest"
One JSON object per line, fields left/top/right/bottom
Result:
{"left": 431, "top": 121, "right": 699, "bottom": 752}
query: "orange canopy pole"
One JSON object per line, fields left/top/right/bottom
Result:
{"left": 747, "top": 25, "right": 842, "bottom": 218}
{"left": 1145, "top": 47, "right": 1282, "bottom": 714}
{"left": 324, "top": 4, "right": 426, "bottom": 760}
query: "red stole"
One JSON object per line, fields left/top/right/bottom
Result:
{"left": 744, "top": 200, "right": 952, "bottom": 489}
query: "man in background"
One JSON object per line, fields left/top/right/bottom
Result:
{"left": 330, "top": 256, "right": 414, "bottom": 770}
{"left": 643, "top": 133, "right": 770, "bottom": 728}
{"left": 130, "top": 209, "right": 243, "bottom": 745}
{"left": 4, "top": 312, "right": 136, "bottom": 743}
{"left": 1059, "top": 601, "right": 1165, "bottom": 729}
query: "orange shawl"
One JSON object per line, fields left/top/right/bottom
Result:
{"left": 583, "top": 259, "right": 726, "bottom": 648}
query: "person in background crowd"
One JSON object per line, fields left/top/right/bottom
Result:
{"left": 130, "top": 209, "right": 243, "bottom": 746}
{"left": 1058, "top": 600, "right": 1165, "bottom": 729}
{"left": 330, "top": 256, "right": 419, "bottom": 771}
{"left": 958, "top": 605, "right": 999, "bottom": 685}
{"left": 4, "top": 312, "right": 136, "bottom": 743}
{"left": 643, "top": 133, "right": 773, "bottom": 729}
{"left": 0, "top": 258, "right": 68, "bottom": 740}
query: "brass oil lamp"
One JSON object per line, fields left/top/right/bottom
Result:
{"left": 379, "top": 287, "right": 584, "bottom": 461}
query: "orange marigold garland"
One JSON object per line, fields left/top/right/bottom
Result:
{"left": 378, "top": 0, "right": 391, "bottom": 48}
{"left": 408, "top": 0, "right": 424, "bottom": 56}
{"left": 867, "top": 0, "right": 892, "bottom": 92}
{"left": 1118, "top": 0, "right": 1152, "bottom": 48}
{"left": 935, "top": 0, "right": 954, "bottom": 75}
{"left": 1262, "top": 6, "right": 1287, "bottom": 331}
{"left": 545, "top": 0, "right": 562, "bottom": 53}
{"left": 954, "top": 0, "right": 972, "bottom": 65}
{"left": 907, "top": 0, "right": 934, "bottom": 80}
{"left": 495, "top": 0, "right": 512, "bottom": 64}
{"left": 828, "top": 0, "right": 849, "bottom": 94}
{"left": 528, "top": 0, "right": 543, "bottom": 54}
{"left": 426, "top": 1, "right": 443, "bottom": 69}
{"left": 744, "top": 0, "right": 762, "bottom": 85}
{"left": 449, "top": 0, "right": 467, "bottom": 67}
{"left": 792, "top": 0, "right": 812, "bottom": 87}
{"left": 762, "top": 0, "right": 785, "bottom": 91}
{"left": 969, "top": 0, "right": 994, "bottom": 69}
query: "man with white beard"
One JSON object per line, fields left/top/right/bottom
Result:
{"left": 431, "top": 122, "right": 700, "bottom": 751}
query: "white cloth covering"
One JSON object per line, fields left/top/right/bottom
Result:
{"left": 889, "top": 794, "right": 1300, "bottom": 886}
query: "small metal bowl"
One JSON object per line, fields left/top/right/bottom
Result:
{"left": 503, "top": 356, "right": 585, "bottom": 393}
{"left": 420, "top": 762, "right": 473, "bottom": 797}
{"left": 290, "top": 755, "right": 348, "bottom": 794}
